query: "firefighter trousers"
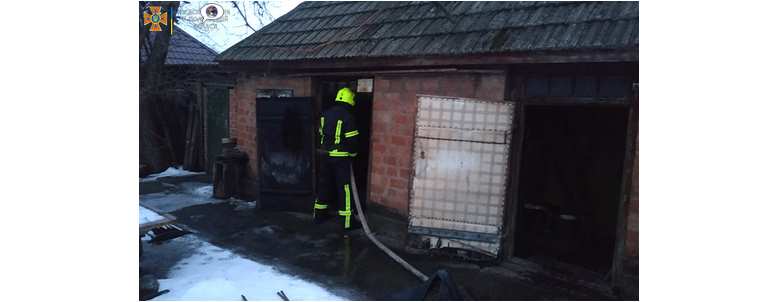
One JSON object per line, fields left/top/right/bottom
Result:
{"left": 313, "top": 156, "right": 357, "bottom": 230}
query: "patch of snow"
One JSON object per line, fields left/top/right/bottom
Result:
{"left": 232, "top": 200, "right": 256, "bottom": 212}
{"left": 140, "top": 182, "right": 219, "bottom": 213}
{"left": 140, "top": 206, "right": 165, "bottom": 225}
{"left": 153, "top": 238, "right": 345, "bottom": 301}
{"left": 142, "top": 166, "right": 204, "bottom": 182}
{"left": 141, "top": 231, "right": 153, "bottom": 242}
{"left": 140, "top": 192, "right": 210, "bottom": 213}
{"left": 192, "top": 185, "right": 213, "bottom": 197}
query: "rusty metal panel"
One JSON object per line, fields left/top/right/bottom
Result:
{"left": 409, "top": 95, "right": 514, "bottom": 256}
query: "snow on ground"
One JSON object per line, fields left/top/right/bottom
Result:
{"left": 192, "top": 184, "right": 213, "bottom": 197}
{"left": 140, "top": 182, "right": 219, "bottom": 213}
{"left": 142, "top": 166, "right": 204, "bottom": 182}
{"left": 140, "top": 206, "right": 165, "bottom": 225}
{"left": 153, "top": 236, "right": 345, "bottom": 301}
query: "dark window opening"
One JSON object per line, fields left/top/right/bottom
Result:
{"left": 514, "top": 105, "right": 629, "bottom": 272}
{"left": 574, "top": 76, "right": 597, "bottom": 97}
{"left": 524, "top": 75, "right": 630, "bottom": 98}
{"left": 549, "top": 76, "right": 573, "bottom": 97}
{"left": 599, "top": 76, "right": 629, "bottom": 97}
{"left": 526, "top": 77, "right": 548, "bottom": 97}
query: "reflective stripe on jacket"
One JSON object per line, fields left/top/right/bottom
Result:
{"left": 319, "top": 103, "right": 359, "bottom": 157}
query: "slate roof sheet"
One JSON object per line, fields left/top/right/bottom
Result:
{"left": 141, "top": 25, "right": 218, "bottom": 65}
{"left": 218, "top": 1, "right": 638, "bottom": 62}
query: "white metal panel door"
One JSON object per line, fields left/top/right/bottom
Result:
{"left": 409, "top": 95, "right": 514, "bottom": 256}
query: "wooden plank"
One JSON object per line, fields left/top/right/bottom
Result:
{"left": 500, "top": 100, "right": 526, "bottom": 259}
{"left": 609, "top": 83, "right": 639, "bottom": 292}
{"left": 202, "top": 85, "right": 210, "bottom": 174}
{"left": 183, "top": 85, "right": 197, "bottom": 170}
{"left": 139, "top": 203, "right": 177, "bottom": 233}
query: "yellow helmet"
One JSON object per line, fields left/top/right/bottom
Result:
{"left": 335, "top": 87, "right": 355, "bottom": 106}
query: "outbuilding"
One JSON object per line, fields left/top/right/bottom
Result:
{"left": 140, "top": 25, "right": 235, "bottom": 174}
{"left": 217, "top": 1, "right": 638, "bottom": 288}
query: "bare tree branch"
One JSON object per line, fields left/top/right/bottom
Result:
{"left": 232, "top": 1, "right": 257, "bottom": 32}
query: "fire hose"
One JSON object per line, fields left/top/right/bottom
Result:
{"left": 349, "top": 164, "right": 430, "bottom": 282}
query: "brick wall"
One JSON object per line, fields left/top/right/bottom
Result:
{"left": 368, "top": 72, "right": 506, "bottom": 216}
{"left": 625, "top": 135, "right": 639, "bottom": 257}
{"left": 229, "top": 74, "right": 312, "bottom": 181}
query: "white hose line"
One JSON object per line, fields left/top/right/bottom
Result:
{"left": 349, "top": 164, "right": 430, "bottom": 282}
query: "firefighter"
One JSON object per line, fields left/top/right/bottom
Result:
{"left": 313, "top": 87, "right": 361, "bottom": 231}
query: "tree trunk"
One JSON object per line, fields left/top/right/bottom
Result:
{"left": 139, "top": 1, "right": 180, "bottom": 173}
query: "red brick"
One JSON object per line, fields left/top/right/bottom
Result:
{"left": 370, "top": 154, "right": 383, "bottom": 167}
{"left": 372, "top": 96, "right": 389, "bottom": 110}
{"left": 438, "top": 77, "right": 459, "bottom": 96}
{"left": 375, "top": 78, "right": 390, "bottom": 91}
{"left": 372, "top": 142, "right": 386, "bottom": 153}
{"left": 398, "top": 168, "right": 411, "bottom": 179}
{"left": 384, "top": 155, "right": 397, "bottom": 166}
{"left": 384, "top": 166, "right": 397, "bottom": 177}
{"left": 420, "top": 78, "right": 439, "bottom": 93}
{"left": 384, "top": 92, "right": 401, "bottom": 103}
{"left": 403, "top": 78, "right": 420, "bottom": 92}
{"left": 458, "top": 77, "right": 476, "bottom": 97}
{"left": 390, "top": 135, "right": 409, "bottom": 145}
{"left": 371, "top": 175, "right": 386, "bottom": 188}
{"left": 390, "top": 178, "right": 405, "bottom": 189}
{"left": 388, "top": 79, "right": 404, "bottom": 92}
{"left": 392, "top": 112, "right": 410, "bottom": 125}
{"left": 371, "top": 164, "right": 385, "bottom": 175}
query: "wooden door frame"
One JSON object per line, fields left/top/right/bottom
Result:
{"left": 610, "top": 83, "right": 639, "bottom": 290}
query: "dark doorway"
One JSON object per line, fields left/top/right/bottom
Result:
{"left": 514, "top": 105, "right": 629, "bottom": 272}
{"left": 318, "top": 79, "right": 373, "bottom": 211}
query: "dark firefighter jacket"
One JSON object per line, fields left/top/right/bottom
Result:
{"left": 319, "top": 103, "right": 359, "bottom": 157}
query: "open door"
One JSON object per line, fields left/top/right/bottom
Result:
{"left": 255, "top": 96, "right": 315, "bottom": 212}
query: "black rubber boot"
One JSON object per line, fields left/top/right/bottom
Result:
{"left": 313, "top": 211, "right": 331, "bottom": 224}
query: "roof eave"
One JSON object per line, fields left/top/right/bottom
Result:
{"left": 216, "top": 48, "right": 638, "bottom": 73}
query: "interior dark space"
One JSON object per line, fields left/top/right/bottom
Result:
{"left": 514, "top": 105, "right": 629, "bottom": 273}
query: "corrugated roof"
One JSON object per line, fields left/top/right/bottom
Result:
{"left": 141, "top": 25, "right": 218, "bottom": 65}
{"left": 218, "top": 1, "right": 638, "bottom": 62}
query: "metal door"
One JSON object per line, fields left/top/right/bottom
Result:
{"left": 409, "top": 95, "right": 514, "bottom": 256}
{"left": 256, "top": 97, "right": 314, "bottom": 211}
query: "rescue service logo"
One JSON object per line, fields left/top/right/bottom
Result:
{"left": 178, "top": 2, "right": 229, "bottom": 33}
{"left": 143, "top": 6, "right": 170, "bottom": 32}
